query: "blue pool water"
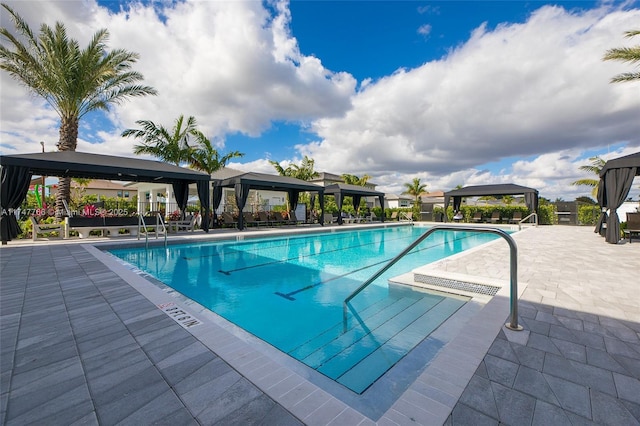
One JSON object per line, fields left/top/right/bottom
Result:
{"left": 109, "top": 226, "right": 499, "bottom": 393}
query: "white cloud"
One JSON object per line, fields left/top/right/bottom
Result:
{"left": 300, "top": 5, "right": 640, "bottom": 199}
{"left": 1, "top": 0, "right": 355, "bottom": 155}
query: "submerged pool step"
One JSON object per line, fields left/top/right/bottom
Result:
{"left": 316, "top": 296, "right": 443, "bottom": 378}
{"left": 292, "top": 296, "right": 421, "bottom": 364}
{"left": 288, "top": 295, "right": 411, "bottom": 360}
{"left": 336, "top": 297, "right": 466, "bottom": 393}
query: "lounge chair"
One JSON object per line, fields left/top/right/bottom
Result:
{"left": 168, "top": 214, "right": 196, "bottom": 233}
{"left": 625, "top": 212, "right": 640, "bottom": 243}
{"left": 509, "top": 211, "right": 523, "bottom": 224}
{"left": 258, "top": 211, "right": 272, "bottom": 226}
{"left": 489, "top": 211, "right": 501, "bottom": 224}
{"left": 271, "top": 211, "right": 286, "bottom": 225}
{"left": 242, "top": 212, "right": 260, "bottom": 227}
{"left": 472, "top": 212, "right": 483, "bottom": 223}
{"left": 31, "top": 216, "right": 64, "bottom": 241}
{"left": 400, "top": 212, "right": 413, "bottom": 222}
{"left": 221, "top": 212, "right": 238, "bottom": 228}
{"left": 390, "top": 211, "right": 398, "bottom": 221}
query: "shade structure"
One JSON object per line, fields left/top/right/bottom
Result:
{"left": 323, "top": 183, "right": 385, "bottom": 225}
{"left": 595, "top": 151, "right": 640, "bottom": 244}
{"left": 214, "top": 171, "right": 324, "bottom": 230}
{"left": 0, "top": 151, "right": 211, "bottom": 242}
{"left": 444, "top": 184, "right": 539, "bottom": 222}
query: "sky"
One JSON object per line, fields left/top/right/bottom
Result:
{"left": 1, "top": 0, "right": 639, "bottom": 201}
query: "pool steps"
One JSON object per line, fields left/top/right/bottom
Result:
{"left": 287, "top": 285, "right": 466, "bottom": 393}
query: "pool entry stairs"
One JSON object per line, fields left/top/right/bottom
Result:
{"left": 288, "top": 285, "right": 466, "bottom": 393}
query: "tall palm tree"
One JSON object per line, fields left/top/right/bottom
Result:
{"left": 0, "top": 3, "right": 157, "bottom": 216}
{"left": 188, "top": 136, "right": 244, "bottom": 175}
{"left": 571, "top": 156, "right": 606, "bottom": 197}
{"left": 603, "top": 29, "right": 640, "bottom": 83}
{"left": 341, "top": 173, "right": 371, "bottom": 186}
{"left": 402, "top": 178, "right": 428, "bottom": 205}
{"left": 123, "top": 115, "right": 201, "bottom": 166}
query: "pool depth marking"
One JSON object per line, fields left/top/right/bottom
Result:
{"left": 157, "top": 302, "right": 202, "bottom": 328}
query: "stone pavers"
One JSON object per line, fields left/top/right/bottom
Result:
{"left": 439, "top": 226, "right": 640, "bottom": 425}
{"left": 0, "top": 244, "right": 302, "bottom": 425}
{"left": 1, "top": 225, "right": 639, "bottom": 425}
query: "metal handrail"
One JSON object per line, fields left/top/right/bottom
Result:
{"left": 137, "top": 213, "right": 167, "bottom": 248}
{"left": 342, "top": 225, "right": 522, "bottom": 332}
{"left": 518, "top": 212, "right": 538, "bottom": 230}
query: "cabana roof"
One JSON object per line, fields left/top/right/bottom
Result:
{"left": 444, "top": 184, "right": 539, "bottom": 222}
{"left": 323, "top": 183, "right": 384, "bottom": 197}
{"left": 0, "top": 151, "right": 211, "bottom": 183}
{"left": 216, "top": 171, "right": 325, "bottom": 192}
{"left": 0, "top": 151, "right": 212, "bottom": 242}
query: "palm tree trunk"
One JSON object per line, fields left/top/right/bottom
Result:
{"left": 55, "top": 117, "right": 79, "bottom": 219}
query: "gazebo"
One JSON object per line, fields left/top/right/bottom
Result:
{"left": 595, "top": 151, "right": 640, "bottom": 244}
{"left": 213, "top": 171, "right": 325, "bottom": 230}
{"left": 444, "top": 184, "right": 539, "bottom": 222}
{"left": 0, "top": 151, "right": 212, "bottom": 243}
{"left": 323, "top": 183, "right": 385, "bottom": 225}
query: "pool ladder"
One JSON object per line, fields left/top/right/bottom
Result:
{"left": 138, "top": 212, "right": 167, "bottom": 249}
{"left": 342, "top": 225, "right": 522, "bottom": 333}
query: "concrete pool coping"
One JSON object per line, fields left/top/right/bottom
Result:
{"left": 2, "top": 223, "right": 639, "bottom": 425}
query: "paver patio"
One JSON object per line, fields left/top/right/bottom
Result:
{"left": 1, "top": 224, "right": 638, "bottom": 425}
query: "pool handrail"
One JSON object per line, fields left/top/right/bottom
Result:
{"left": 137, "top": 212, "right": 167, "bottom": 248}
{"left": 342, "top": 225, "right": 522, "bottom": 333}
{"left": 519, "top": 212, "right": 538, "bottom": 230}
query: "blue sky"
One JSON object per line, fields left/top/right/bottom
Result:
{"left": 1, "top": 0, "right": 639, "bottom": 200}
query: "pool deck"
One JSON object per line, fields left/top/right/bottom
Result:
{"left": 1, "top": 224, "right": 639, "bottom": 425}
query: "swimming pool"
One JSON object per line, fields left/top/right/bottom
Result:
{"left": 109, "top": 226, "right": 499, "bottom": 393}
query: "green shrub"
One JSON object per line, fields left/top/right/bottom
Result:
{"left": 577, "top": 205, "right": 600, "bottom": 225}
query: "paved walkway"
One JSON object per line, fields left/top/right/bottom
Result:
{"left": 1, "top": 225, "right": 639, "bottom": 425}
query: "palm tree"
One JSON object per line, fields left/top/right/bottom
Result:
{"left": 0, "top": 3, "right": 157, "bottom": 216}
{"left": 270, "top": 156, "right": 319, "bottom": 211}
{"left": 188, "top": 136, "right": 244, "bottom": 175}
{"left": 341, "top": 173, "right": 371, "bottom": 186}
{"left": 572, "top": 156, "right": 606, "bottom": 197}
{"left": 123, "top": 115, "right": 202, "bottom": 166}
{"left": 269, "top": 156, "right": 319, "bottom": 181}
{"left": 402, "top": 178, "right": 428, "bottom": 205}
{"left": 603, "top": 30, "right": 640, "bottom": 83}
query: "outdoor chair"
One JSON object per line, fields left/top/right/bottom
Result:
{"left": 168, "top": 214, "right": 196, "bottom": 233}
{"left": 400, "top": 212, "right": 413, "bottom": 222}
{"left": 489, "top": 211, "right": 501, "bottom": 224}
{"left": 472, "top": 212, "right": 483, "bottom": 223}
{"left": 221, "top": 212, "right": 238, "bottom": 228}
{"left": 390, "top": 211, "right": 399, "bottom": 221}
{"left": 242, "top": 212, "right": 260, "bottom": 227}
{"left": 509, "top": 211, "right": 523, "bottom": 224}
{"left": 258, "top": 211, "right": 272, "bottom": 226}
{"left": 323, "top": 213, "right": 337, "bottom": 224}
{"left": 624, "top": 212, "right": 640, "bottom": 243}
{"left": 31, "top": 216, "right": 64, "bottom": 241}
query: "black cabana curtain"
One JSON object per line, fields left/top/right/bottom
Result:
{"left": 336, "top": 193, "right": 344, "bottom": 225}
{"left": 603, "top": 167, "right": 637, "bottom": 244}
{"left": 288, "top": 189, "right": 300, "bottom": 212}
{"left": 353, "top": 195, "right": 362, "bottom": 214}
{"left": 172, "top": 181, "right": 189, "bottom": 219}
{"left": 594, "top": 180, "right": 607, "bottom": 236}
{"left": 211, "top": 182, "right": 222, "bottom": 229}
{"left": 1, "top": 166, "right": 32, "bottom": 243}
{"left": 197, "top": 180, "right": 210, "bottom": 233}
{"left": 234, "top": 182, "right": 250, "bottom": 230}
{"left": 524, "top": 192, "right": 538, "bottom": 214}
